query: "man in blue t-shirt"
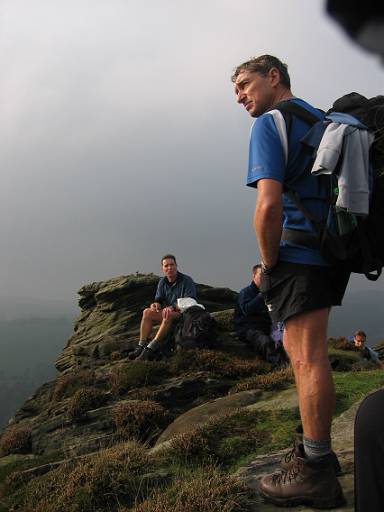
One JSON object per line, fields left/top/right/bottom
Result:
{"left": 129, "top": 254, "right": 197, "bottom": 361}
{"left": 232, "top": 55, "right": 348, "bottom": 508}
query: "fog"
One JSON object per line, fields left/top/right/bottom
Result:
{"left": 1, "top": 0, "right": 383, "bottom": 305}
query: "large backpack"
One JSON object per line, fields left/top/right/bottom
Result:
{"left": 275, "top": 93, "right": 384, "bottom": 281}
{"left": 174, "top": 306, "right": 217, "bottom": 349}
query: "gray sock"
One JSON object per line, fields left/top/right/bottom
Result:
{"left": 303, "top": 436, "right": 332, "bottom": 460}
{"left": 147, "top": 340, "right": 160, "bottom": 351}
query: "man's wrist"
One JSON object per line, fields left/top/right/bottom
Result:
{"left": 260, "top": 261, "right": 275, "bottom": 274}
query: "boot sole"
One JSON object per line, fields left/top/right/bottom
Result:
{"left": 260, "top": 490, "right": 346, "bottom": 509}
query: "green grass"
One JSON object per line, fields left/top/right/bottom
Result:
{"left": 129, "top": 465, "right": 253, "bottom": 512}
{"left": 0, "top": 452, "right": 64, "bottom": 484}
{"left": 163, "top": 409, "right": 269, "bottom": 470}
{"left": 1, "top": 442, "right": 156, "bottom": 512}
{"left": 333, "top": 369, "right": 384, "bottom": 415}
{"left": 110, "top": 361, "right": 170, "bottom": 394}
{"left": 2, "top": 358, "right": 382, "bottom": 511}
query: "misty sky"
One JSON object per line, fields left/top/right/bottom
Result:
{"left": 1, "top": 0, "right": 384, "bottom": 305}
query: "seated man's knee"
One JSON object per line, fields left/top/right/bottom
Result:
{"left": 143, "top": 308, "right": 154, "bottom": 319}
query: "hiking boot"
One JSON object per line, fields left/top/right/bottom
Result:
{"left": 260, "top": 445, "right": 345, "bottom": 509}
{"left": 281, "top": 426, "right": 342, "bottom": 475}
{"left": 136, "top": 346, "right": 159, "bottom": 361}
{"left": 127, "top": 344, "right": 144, "bottom": 360}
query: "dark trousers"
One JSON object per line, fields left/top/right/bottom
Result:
{"left": 245, "top": 329, "right": 287, "bottom": 366}
{"left": 355, "top": 389, "right": 384, "bottom": 511}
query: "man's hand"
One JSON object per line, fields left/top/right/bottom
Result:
{"left": 150, "top": 302, "right": 162, "bottom": 313}
{"left": 162, "top": 306, "right": 174, "bottom": 320}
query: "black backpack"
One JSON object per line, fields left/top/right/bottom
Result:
{"left": 275, "top": 93, "right": 384, "bottom": 281}
{"left": 174, "top": 306, "right": 217, "bottom": 349}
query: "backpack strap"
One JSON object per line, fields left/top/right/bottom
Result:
{"left": 266, "top": 101, "right": 320, "bottom": 166}
{"left": 275, "top": 100, "right": 322, "bottom": 127}
{"left": 271, "top": 102, "right": 330, "bottom": 250}
{"left": 281, "top": 190, "right": 325, "bottom": 250}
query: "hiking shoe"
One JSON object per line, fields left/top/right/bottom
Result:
{"left": 260, "top": 445, "right": 345, "bottom": 509}
{"left": 136, "top": 346, "right": 159, "bottom": 361}
{"left": 281, "top": 426, "right": 342, "bottom": 475}
{"left": 127, "top": 344, "right": 144, "bottom": 360}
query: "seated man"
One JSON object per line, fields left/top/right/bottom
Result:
{"left": 129, "top": 254, "right": 197, "bottom": 361}
{"left": 234, "top": 264, "right": 287, "bottom": 366}
{"left": 350, "top": 330, "right": 384, "bottom": 368}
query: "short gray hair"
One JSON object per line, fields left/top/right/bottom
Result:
{"left": 231, "top": 54, "right": 291, "bottom": 89}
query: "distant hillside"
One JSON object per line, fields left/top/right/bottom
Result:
{"left": 0, "top": 316, "right": 74, "bottom": 427}
{"left": 0, "top": 295, "right": 77, "bottom": 321}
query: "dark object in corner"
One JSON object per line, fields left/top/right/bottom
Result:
{"left": 326, "top": 1, "right": 384, "bottom": 59}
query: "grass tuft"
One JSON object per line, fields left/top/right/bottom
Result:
{"left": 109, "top": 361, "right": 170, "bottom": 394}
{"left": 230, "top": 366, "right": 294, "bottom": 394}
{"left": 170, "top": 349, "right": 270, "bottom": 379}
{"left": 328, "top": 336, "right": 353, "bottom": 351}
{"left": 67, "top": 387, "right": 106, "bottom": 420}
{"left": 0, "top": 426, "right": 32, "bottom": 456}
{"left": 53, "top": 369, "right": 95, "bottom": 401}
{"left": 112, "top": 400, "right": 169, "bottom": 441}
{"left": 129, "top": 465, "right": 252, "bottom": 512}
{"left": 166, "top": 409, "right": 267, "bottom": 468}
{"left": 9, "top": 441, "right": 154, "bottom": 512}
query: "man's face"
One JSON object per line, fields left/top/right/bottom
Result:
{"left": 234, "top": 69, "right": 277, "bottom": 117}
{"left": 354, "top": 334, "right": 366, "bottom": 347}
{"left": 162, "top": 258, "right": 177, "bottom": 281}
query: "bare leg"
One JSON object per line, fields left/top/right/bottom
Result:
{"left": 139, "top": 309, "right": 162, "bottom": 343}
{"left": 151, "top": 311, "right": 181, "bottom": 344}
{"left": 283, "top": 307, "right": 334, "bottom": 441}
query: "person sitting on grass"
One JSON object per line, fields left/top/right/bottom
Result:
{"left": 234, "top": 264, "right": 288, "bottom": 366}
{"left": 350, "top": 330, "right": 384, "bottom": 369}
{"left": 129, "top": 254, "right": 196, "bottom": 361}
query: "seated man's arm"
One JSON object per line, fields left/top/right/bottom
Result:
{"left": 154, "top": 280, "right": 165, "bottom": 309}
{"left": 367, "top": 347, "right": 384, "bottom": 368}
{"left": 239, "top": 288, "right": 267, "bottom": 316}
{"left": 184, "top": 277, "right": 197, "bottom": 300}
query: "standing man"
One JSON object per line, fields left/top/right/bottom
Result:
{"left": 232, "top": 55, "right": 348, "bottom": 508}
{"left": 129, "top": 254, "right": 196, "bottom": 361}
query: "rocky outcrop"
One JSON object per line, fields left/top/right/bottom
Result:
{"left": 3, "top": 274, "right": 240, "bottom": 459}
{"left": 2, "top": 273, "right": 381, "bottom": 512}
{"left": 55, "top": 274, "right": 236, "bottom": 373}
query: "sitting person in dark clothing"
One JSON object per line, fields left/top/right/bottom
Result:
{"left": 235, "top": 264, "right": 287, "bottom": 366}
{"left": 129, "top": 254, "right": 196, "bottom": 361}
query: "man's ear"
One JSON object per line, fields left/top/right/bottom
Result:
{"left": 268, "top": 67, "right": 280, "bottom": 87}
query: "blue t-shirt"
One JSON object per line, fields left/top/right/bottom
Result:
{"left": 247, "top": 98, "right": 328, "bottom": 265}
{"left": 154, "top": 272, "right": 197, "bottom": 307}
